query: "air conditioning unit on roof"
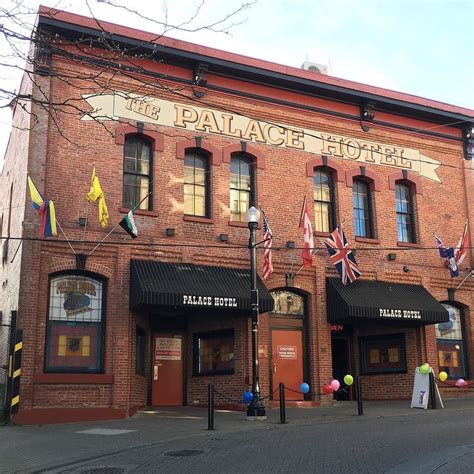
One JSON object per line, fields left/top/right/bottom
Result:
{"left": 301, "top": 61, "right": 329, "bottom": 75}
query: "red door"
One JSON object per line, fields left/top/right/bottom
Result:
{"left": 271, "top": 329, "right": 304, "bottom": 400}
{"left": 152, "top": 334, "right": 183, "bottom": 406}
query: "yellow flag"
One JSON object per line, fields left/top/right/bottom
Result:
{"left": 87, "top": 166, "right": 109, "bottom": 228}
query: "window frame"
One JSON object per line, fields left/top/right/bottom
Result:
{"left": 44, "top": 271, "right": 107, "bottom": 374}
{"left": 352, "top": 178, "right": 374, "bottom": 238}
{"left": 229, "top": 153, "right": 255, "bottom": 222}
{"left": 193, "top": 329, "right": 235, "bottom": 376}
{"left": 184, "top": 149, "right": 210, "bottom": 218}
{"left": 436, "top": 304, "right": 469, "bottom": 380}
{"left": 395, "top": 182, "right": 416, "bottom": 243}
{"left": 359, "top": 333, "right": 407, "bottom": 375}
{"left": 122, "top": 134, "right": 153, "bottom": 211}
{"left": 313, "top": 168, "right": 336, "bottom": 233}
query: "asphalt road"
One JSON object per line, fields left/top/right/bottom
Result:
{"left": 1, "top": 399, "right": 473, "bottom": 473}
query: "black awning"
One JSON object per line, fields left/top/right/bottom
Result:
{"left": 326, "top": 278, "right": 449, "bottom": 325}
{"left": 130, "top": 260, "right": 274, "bottom": 313}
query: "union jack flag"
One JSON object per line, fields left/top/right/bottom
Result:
{"left": 261, "top": 209, "right": 273, "bottom": 280}
{"left": 454, "top": 221, "right": 469, "bottom": 265}
{"left": 324, "top": 225, "right": 361, "bottom": 285}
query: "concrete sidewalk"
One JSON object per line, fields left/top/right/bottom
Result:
{"left": 1, "top": 397, "right": 474, "bottom": 473}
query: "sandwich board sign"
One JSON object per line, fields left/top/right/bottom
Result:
{"left": 410, "top": 367, "right": 444, "bottom": 409}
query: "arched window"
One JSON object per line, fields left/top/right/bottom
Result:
{"left": 123, "top": 135, "right": 152, "bottom": 210}
{"left": 353, "top": 179, "right": 373, "bottom": 238}
{"left": 395, "top": 182, "right": 415, "bottom": 243}
{"left": 230, "top": 153, "right": 254, "bottom": 222}
{"left": 436, "top": 304, "right": 468, "bottom": 379}
{"left": 270, "top": 290, "right": 305, "bottom": 316}
{"left": 184, "top": 150, "right": 210, "bottom": 217}
{"left": 45, "top": 273, "right": 106, "bottom": 373}
{"left": 313, "top": 169, "right": 335, "bottom": 233}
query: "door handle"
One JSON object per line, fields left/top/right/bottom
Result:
{"left": 154, "top": 365, "right": 159, "bottom": 380}
{"left": 273, "top": 364, "right": 277, "bottom": 373}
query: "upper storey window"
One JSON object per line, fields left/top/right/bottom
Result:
{"left": 353, "top": 179, "right": 373, "bottom": 238}
{"left": 123, "top": 136, "right": 152, "bottom": 210}
{"left": 313, "top": 169, "right": 335, "bottom": 233}
{"left": 230, "top": 154, "right": 254, "bottom": 222}
{"left": 184, "top": 150, "right": 210, "bottom": 218}
{"left": 395, "top": 183, "right": 415, "bottom": 243}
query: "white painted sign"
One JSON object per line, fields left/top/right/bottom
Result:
{"left": 379, "top": 309, "right": 422, "bottom": 320}
{"left": 277, "top": 345, "right": 297, "bottom": 360}
{"left": 410, "top": 368, "right": 444, "bottom": 409}
{"left": 82, "top": 92, "right": 443, "bottom": 182}
{"left": 155, "top": 337, "right": 182, "bottom": 361}
{"left": 182, "top": 295, "right": 238, "bottom": 308}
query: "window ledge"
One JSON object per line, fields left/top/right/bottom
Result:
{"left": 397, "top": 241, "right": 422, "bottom": 248}
{"left": 34, "top": 374, "right": 113, "bottom": 384}
{"left": 184, "top": 215, "right": 214, "bottom": 224}
{"left": 355, "top": 237, "right": 380, "bottom": 244}
{"left": 314, "top": 231, "right": 330, "bottom": 238}
{"left": 228, "top": 220, "right": 249, "bottom": 228}
{"left": 119, "top": 207, "right": 159, "bottom": 217}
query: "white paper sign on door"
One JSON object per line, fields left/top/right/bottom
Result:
{"left": 155, "top": 337, "right": 182, "bottom": 360}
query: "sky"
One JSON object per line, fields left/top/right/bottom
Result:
{"left": 1, "top": 0, "right": 473, "bottom": 165}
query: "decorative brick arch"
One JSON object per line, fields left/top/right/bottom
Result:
{"left": 48, "top": 258, "right": 113, "bottom": 278}
{"left": 115, "top": 124, "right": 164, "bottom": 152}
{"left": 305, "top": 155, "right": 344, "bottom": 182}
{"left": 388, "top": 170, "right": 423, "bottom": 195}
{"left": 176, "top": 137, "right": 221, "bottom": 165}
{"left": 222, "top": 142, "right": 265, "bottom": 169}
{"left": 345, "top": 166, "right": 381, "bottom": 191}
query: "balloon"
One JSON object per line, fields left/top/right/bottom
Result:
{"left": 343, "top": 374, "right": 354, "bottom": 386}
{"left": 455, "top": 378, "right": 468, "bottom": 387}
{"left": 439, "top": 371, "right": 448, "bottom": 382}
{"left": 243, "top": 390, "right": 254, "bottom": 403}
{"left": 322, "top": 384, "right": 333, "bottom": 395}
{"left": 300, "top": 382, "right": 310, "bottom": 394}
{"left": 330, "top": 379, "right": 340, "bottom": 391}
{"left": 419, "top": 363, "right": 430, "bottom": 375}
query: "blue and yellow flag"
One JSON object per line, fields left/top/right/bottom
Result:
{"left": 87, "top": 166, "right": 109, "bottom": 228}
{"left": 27, "top": 176, "right": 57, "bottom": 238}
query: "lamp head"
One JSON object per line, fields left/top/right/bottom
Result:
{"left": 246, "top": 206, "right": 260, "bottom": 225}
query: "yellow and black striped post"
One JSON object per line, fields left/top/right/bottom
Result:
{"left": 10, "top": 329, "right": 23, "bottom": 414}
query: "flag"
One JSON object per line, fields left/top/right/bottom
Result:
{"left": 435, "top": 233, "right": 449, "bottom": 258}
{"left": 299, "top": 196, "right": 314, "bottom": 267}
{"left": 27, "top": 176, "right": 57, "bottom": 238}
{"left": 446, "top": 247, "right": 459, "bottom": 277}
{"left": 119, "top": 210, "right": 138, "bottom": 239}
{"left": 454, "top": 222, "right": 469, "bottom": 265}
{"left": 261, "top": 209, "right": 273, "bottom": 280}
{"left": 87, "top": 166, "right": 109, "bottom": 228}
{"left": 324, "top": 224, "right": 361, "bottom": 285}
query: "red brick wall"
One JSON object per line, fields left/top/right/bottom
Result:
{"left": 3, "top": 42, "right": 471, "bottom": 422}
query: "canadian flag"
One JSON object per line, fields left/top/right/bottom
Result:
{"left": 299, "top": 196, "right": 314, "bottom": 267}
{"left": 454, "top": 221, "right": 469, "bottom": 265}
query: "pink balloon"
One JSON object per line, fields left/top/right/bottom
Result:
{"left": 455, "top": 378, "right": 468, "bottom": 387}
{"left": 330, "top": 379, "right": 340, "bottom": 391}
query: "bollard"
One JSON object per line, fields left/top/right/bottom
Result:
{"left": 279, "top": 382, "right": 287, "bottom": 424}
{"left": 428, "top": 372, "right": 437, "bottom": 409}
{"left": 208, "top": 383, "right": 214, "bottom": 430}
{"left": 356, "top": 376, "right": 364, "bottom": 416}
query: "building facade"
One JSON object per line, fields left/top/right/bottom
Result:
{"left": 1, "top": 7, "right": 473, "bottom": 424}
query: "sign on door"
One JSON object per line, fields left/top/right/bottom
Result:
{"left": 155, "top": 337, "right": 182, "bottom": 360}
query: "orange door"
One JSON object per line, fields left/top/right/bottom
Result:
{"left": 271, "top": 329, "right": 304, "bottom": 400}
{"left": 152, "top": 334, "right": 183, "bottom": 406}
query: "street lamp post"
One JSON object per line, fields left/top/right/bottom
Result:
{"left": 246, "top": 206, "right": 266, "bottom": 420}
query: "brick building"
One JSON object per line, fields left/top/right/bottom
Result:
{"left": 0, "top": 7, "right": 473, "bottom": 424}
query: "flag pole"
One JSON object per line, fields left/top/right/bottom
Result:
{"left": 291, "top": 219, "right": 348, "bottom": 279}
{"left": 88, "top": 192, "right": 151, "bottom": 257}
{"left": 455, "top": 269, "right": 473, "bottom": 291}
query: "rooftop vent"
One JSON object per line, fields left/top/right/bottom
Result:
{"left": 301, "top": 61, "right": 328, "bottom": 75}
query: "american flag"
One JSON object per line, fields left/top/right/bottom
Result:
{"left": 261, "top": 209, "right": 273, "bottom": 280}
{"left": 454, "top": 221, "right": 469, "bottom": 265}
{"left": 324, "top": 225, "right": 361, "bottom": 285}
{"left": 299, "top": 196, "right": 314, "bottom": 267}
